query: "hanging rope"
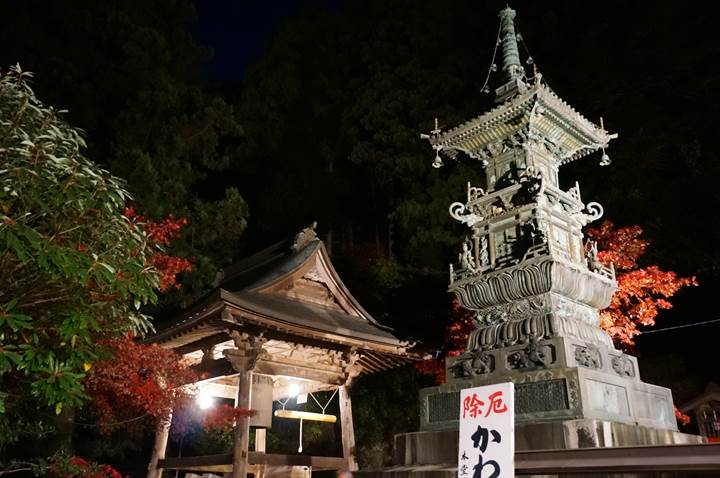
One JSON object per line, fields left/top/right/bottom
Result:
{"left": 480, "top": 20, "right": 503, "bottom": 94}
{"left": 309, "top": 388, "right": 338, "bottom": 414}
{"left": 277, "top": 397, "right": 291, "bottom": 410}
{"left": 514, "top": 24, "right": 537, "bottom": 77}
{"left": 274, "top": 387, "right": 342, "bottom": 454}
{"left": 298, "top": 418, "right": 303, "bottom": 453}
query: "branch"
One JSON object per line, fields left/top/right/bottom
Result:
{"left": 0, "top": 465, "right": 34, "bottom": 476}
{"left": 16, "top": 295, "right": 72, "bottom": 308}
{"left": 73, "top": 413, "right": 150, "bottom": 428}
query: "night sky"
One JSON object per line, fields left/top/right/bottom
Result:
{"left": 192, "top": 0, "right": 348, "bottom": 81}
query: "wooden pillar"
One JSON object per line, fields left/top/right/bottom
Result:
{"left": 255, "top": 429, "right": 267, "bottom": 478}
{"left": 224, "top": 330, "right": 266, "bottom": 478}
{"left": 233, "top": 368, "right": 253, "bottom": 478}
{"left": 147, "top": 413, "right": 172, "bottom": 478}
{"left": 339, "top": 385, "right": 358, "bottom": 471}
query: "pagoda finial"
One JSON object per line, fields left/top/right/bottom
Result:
{"left": 498, "top": 7, "right": 524, "bottom": 82}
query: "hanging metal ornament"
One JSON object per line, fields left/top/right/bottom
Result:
{"left": 599, "top": 150, "right": 611, "bottom": 166}
{"left": 599, "top": 117, "right": 612, "bottom": 166}
{"left": 432, "top": 149, "right": 444, "bottom": 169}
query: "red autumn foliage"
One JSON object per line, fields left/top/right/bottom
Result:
{"left": 444, "top": 298, "right": 476, "bottom": 357}
{"left": 142, "top": 214, "right": 189, "bottom": 246}
{"left": 586, "top": 221, "right": 697, "bottom": 346}
{"left": 415, "top": 358, "right": 445, "bottom": 384}
{"left": 84, "top": 335, "right": 198, "bottom": 434}
{"left": 416, "top": 298, "right": 475, "bottom": 384}
{"left": 201, "top": 404, "right": 256, "bottom": 432}
{"left": 673, "top": 405, "right": 691, "bottom": 426}
{"left": 48, "top": 454, "right": 124, "bottom": 478}
{"left": 122, "top": 207, "right": 192, "bottom": 291}
{"left": 151, "top": 252, "right": 193, "bottom": 291}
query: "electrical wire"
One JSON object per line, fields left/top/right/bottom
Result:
{"left": 641, "top": 318, "right": 720, "bottom": 334}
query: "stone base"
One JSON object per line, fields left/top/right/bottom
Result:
{"left": 421, "top": 365, "right": 678, "bottom": 432}
{"left": 356, "top": 420, "right": 704, "bottom": 478}
{"left": 393, "top": 420, "right": 703, "bottom": 466}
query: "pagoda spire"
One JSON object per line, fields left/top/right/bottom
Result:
{"left": 498, "top": 7, "right": 524, "bottom": 82}
{"left": 493, "top": 7, "right": 528, "bottom": 102}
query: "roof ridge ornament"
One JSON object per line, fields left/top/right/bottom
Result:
{"left": 291, "top": 221, "right": 319, "bottom": 251}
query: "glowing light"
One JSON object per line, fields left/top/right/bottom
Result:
{"left": 196, "top": 390, "right": 215, "bottom": 410}
{"left": 288, "top": 383, "right": 301, "bottom": 398}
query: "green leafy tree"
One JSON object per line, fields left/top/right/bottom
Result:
{"left": 0, "top": 66, "right": 166, "bottom": 447}
{"left": 0, "top": 0, "right": 250, "bottom": 300}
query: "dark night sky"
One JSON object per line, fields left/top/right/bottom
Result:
{"left": 192, "top": 0, "right": 348, "bottom": 81}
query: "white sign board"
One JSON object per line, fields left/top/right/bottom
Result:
{"left": 458, "top": 382, "right": 514, "bottom": 478}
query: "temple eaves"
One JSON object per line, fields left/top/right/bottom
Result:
{"left": 429, "top": 82, "right": 617, "bottom": 166}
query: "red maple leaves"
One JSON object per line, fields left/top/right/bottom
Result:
{"left": 48, "top": 455, "right": 124, "bottom": 478}
{"left": 416, "top": 298, "right": 476, "bottom": 384}
{"left": 201, "top": 403, "right": 256, "bottom": 432}
{"left": 122, "top": 208, "right": 192, "bottom": 291}
{"left": 673, "top": 405, "right": 691, "bottom": 426}
{"left": 586, "top": 221, "right": 697, "bottom": 346}
{"left": 84, "top": 335, "right": 198, "bottom": 434}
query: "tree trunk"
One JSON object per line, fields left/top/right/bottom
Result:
{"left": 147, "top": 414, "right": 172, "bottom": 478}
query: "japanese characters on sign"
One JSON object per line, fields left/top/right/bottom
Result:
{"left": 458, "top": 383, "right": 514, "bottom": 478}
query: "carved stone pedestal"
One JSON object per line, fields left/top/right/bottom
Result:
{"left": 370, "top": 360, "right": 703, "bottom": 478}
{"left": 392, "top": 419, "right": 702, "bottom": 468}
{"left": 421, "top": 362, "right": 677, "bottom": 433}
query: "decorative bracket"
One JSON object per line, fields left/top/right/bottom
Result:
{"left": 341, "top": 350, "right": 362, "bottom": 386}
{"left": 223, "top": 330, "right": 268, "bottom": 373}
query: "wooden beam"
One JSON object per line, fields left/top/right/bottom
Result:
{"left": 248, "top": 453, "right": 346, "bottom": 469}
{"left": 361, "top": 353, "right": 385, "bottom": 370}
{"left": 221, "top": 302, "right": 407, "bottom": 355}
{"left": 159, "top": 454, "right": 232, "bottom": 469}
{"left": 191, "top": 351, "right": 346, "bottom": 384}
{"left": 338, "top": 385, "right": 358, "bottom": 471}
{"left": 222, "top": 319, "right": 352, "bottom": 354}
{"left": 175, "top": 333, "right": 230, "bottom": 355}
{"left": 358, "top": 357, "right": 382, "bottom": 373}
{"left": 255, "top": 359, "right": 345, "bottom": 384}
{"left": 192, "top": 357, "right": 234, "bottom": 379}
{"left": 274, "top": 409, "right": 337, "bottom": 423}
{"left": 197, "top": 381, "right": 237, "bottom": 400}
{"left": 158, "top": 453, "right": 346, "bottom": 470}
